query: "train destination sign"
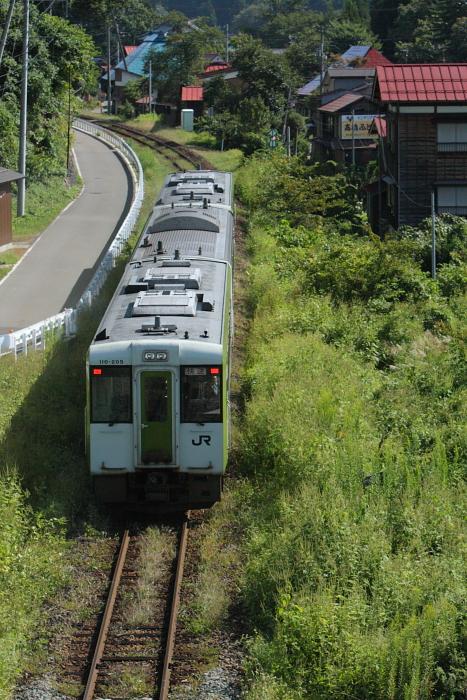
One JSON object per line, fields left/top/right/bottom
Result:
{"left": 340, "top": 114, "right": 378, "bottom": 140}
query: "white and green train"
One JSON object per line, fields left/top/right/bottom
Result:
{"left": 86, "top": 170, "right": 233, "bottom": 510}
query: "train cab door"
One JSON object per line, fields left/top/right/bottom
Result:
{"left": 139, "top": 371, "right": 174, "bottom": 465}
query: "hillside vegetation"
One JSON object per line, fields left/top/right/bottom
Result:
{"left": 230, "top": 152, "right": 466, "bottom": 699}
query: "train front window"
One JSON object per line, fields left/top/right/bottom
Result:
{"left": 144, "top": 376, "right": 168, "bottom": 422}
{"left": 181, "top": 366, "right": 222, "bottom": 423}
{"left": 90, "top": 366, "right": 132, "bottom": 423}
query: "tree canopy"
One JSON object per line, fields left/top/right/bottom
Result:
{"left": 0, "top": 0, "right": 97, "bottom": 178}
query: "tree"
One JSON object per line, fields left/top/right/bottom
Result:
{"left": 0, "top": 0, "right": 97, "bottom": 178}
{"left": 284, "top": 25, "right": 322, "bottom": 79}
{"left": 232, "top": 34, "right": 294, "bottom": 113}
{"left": 147, "top": 21, "right": 223, "bottom": 102}
{"left": 68, "top": 0, "right": 161, "bottom": 49}
{"left": 327, "top": 17, "right": 379, "bottom": 54}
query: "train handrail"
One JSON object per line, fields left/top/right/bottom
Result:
{"left": 0, "top": 119, "right": 144, "bottom": 358}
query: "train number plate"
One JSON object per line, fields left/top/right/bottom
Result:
{"left": 185, "top": 368, "right": 206, "bottom": 375}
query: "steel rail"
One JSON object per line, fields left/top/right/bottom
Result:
{"left": 87, "top": 120, "right": 193, "bottom": 171}
{"left": 82, "top": 530, "right": 130, "bottom": 700}
{"left": 104, "top": 124, "right": 189, "bottom": 171}
{"left": 158, "top": 512, "right": 190, "bottom": 700}
{"left": 82, "top": 117, "right": 214, "bottom": 171}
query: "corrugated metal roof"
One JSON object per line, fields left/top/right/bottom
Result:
{"left": 123, "top": 45, "right": 138, "bottom": 56}
{"left": 204, "top": 63, "right": 229, "bottom": 73}
{"left": 372, "top": 116, "right": 387, "bottom": 137}
{"left": 319, "top": 92, "right": 364, "bottom": 112}
{"left": 341, "top": 46, "right": 371, "bottom": 61}
{"left": 328, "top": 68, "right": 375, "bottom": 77}
{"left": 363, "top": 48, "right": 393, "bottom": 68}
{"left": 0, "top": 167, "right": 23, "bottom": 184}
{"left": 103, "top": 35, "right": 166, "bottom": 79}
{"left": 181, "top": 86, "right": 203, "bottom": 101}
{"left": 298, "top": 73, "right": 323, "bottom": 96}
{"left": 376, "top": 64, "right": 467, "bottom": 102}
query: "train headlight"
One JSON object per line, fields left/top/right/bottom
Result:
{"left": 143, "top": 351, "right": 168, "bottom": 362}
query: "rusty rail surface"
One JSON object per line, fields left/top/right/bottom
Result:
{"left": 84, "top": 118, "right": 214, "bottom": 171}
{"left": 81, "top": 515, "right": 190, "bottom": 700}
{"left": 82, "top": 530, "right": 130, "bottom": 700}
{"left": 158, "top": 512, "right": 190, "bottom": 700}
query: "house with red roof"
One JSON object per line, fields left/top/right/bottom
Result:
{"left": 373, "top": 63, "right": 467, "bottom": 227}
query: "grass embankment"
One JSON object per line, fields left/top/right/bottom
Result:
{"left": 12, "top": 175, "right": 82, "bottom": 241}
{"left": 124, "top": 113, "right": 243, "bottom": 172}
{"left": 0, "top": 142, "right": 172, "bottom": 699}
{"left": 187, "top": 153, "right": 466, "bottom": 699}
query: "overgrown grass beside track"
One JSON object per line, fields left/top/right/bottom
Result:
{"left": 237, "top": 156, "right": 466, "bottom": 699}
{"left": 188, "top": 152, "right": 466, "bottom": 699}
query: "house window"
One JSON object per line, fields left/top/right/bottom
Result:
{"left": 437, "top": 186, "right": 467, "bottom": 215}
{"left": 437, "top": 123, "right": 467, "bottom": 152}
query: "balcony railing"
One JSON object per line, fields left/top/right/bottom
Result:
{"left": 437, "top": 205, "right": 467, "bottom": 215}
{"left": 437, "top": 142, "right": 467, "bottom": 153}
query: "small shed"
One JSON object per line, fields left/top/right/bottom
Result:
{"left": 0, "top": 167, "right": 23, "bottom": 247}
{"left": 181, "top": 86, "right": 204, "bottom": 117}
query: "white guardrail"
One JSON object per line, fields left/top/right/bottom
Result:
{"left": 0, "top": 118, "right": 144, "bottom": 358}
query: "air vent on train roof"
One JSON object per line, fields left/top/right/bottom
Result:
{"left": 132, "top": 290, "right": 197, "bottom": 317}
{"left": 175, "top": 182, "right": 214, "bottom": 196}
{"left": 151, "top": 211, "right": 219, "bottom": 233}
{"left": 143, "top": 266, "right": 202, "bottom": 289}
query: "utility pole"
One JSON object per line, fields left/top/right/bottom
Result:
{"left": 0, "top": 0, "right": 16, "bottom": 69}
{"left": 351, "top": 109, "right": 355, "bottom": 167}
{"left": 114, "top": 20, "right": 128, "bottom": 72}
{"left": 107, "top": 23, "right": 112, "bottom": 115}
{"left": 17, "top": 0, "right": 29, "bottom": 217}
{"left": 225, "top": 24, "right": 229, "bottom": 63}
{"left": 319, "top": 24, "right": 324, "bottom": 99}
{"left": 148, "top": 60, "right": 152, "bottom": 114}
{"left": 66, "top": 65, "right": 72, "bottom": 171}
{"left": 431, "top": 190, "right": 437, "bottom": 279}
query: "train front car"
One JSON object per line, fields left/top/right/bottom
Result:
{"left": 87, "top": 171, "right": 233, "bottom": 511}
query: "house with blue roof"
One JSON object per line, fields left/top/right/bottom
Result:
{"left": 101, "top": 27, "right": 170, "bottom": 106}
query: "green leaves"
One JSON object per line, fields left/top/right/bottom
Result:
{"left": 0, "top": 1, "right": 98, "bottom": 179}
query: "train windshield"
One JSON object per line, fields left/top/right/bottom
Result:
{"left": 90, "top": 366, "right": 132, "bottom": 423}
{"left": 181, "top": 366, "right": 222, "bottom": 423}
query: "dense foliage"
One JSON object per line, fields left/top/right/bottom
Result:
{"left": 370, "top": 0, "right": 467, "bottom": 62}
{"left": 0, "top": 0, "right": 96, "bottom": 179}
{"left": 145, "top": 18, "right": 224, "bottom": 102}
{"left": 234, "top": 152, "right": 466, "bottom": 699}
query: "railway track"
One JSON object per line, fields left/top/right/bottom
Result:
{"left": 84, "top": 118, "right": 214, "bottom": 172}
{"left": 76, "top": 515, "right": 189, "bottom": 700}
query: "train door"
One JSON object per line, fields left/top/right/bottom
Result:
{"left": 139, "top": 371, "right": 174, "bottom": 465}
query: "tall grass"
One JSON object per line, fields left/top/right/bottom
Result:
{"left": 233, "top": 155, "right": 466, "bottom": 699}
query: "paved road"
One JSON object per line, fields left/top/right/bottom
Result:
{"left": 0, "top": 129, "right": 132, "bottom": 333}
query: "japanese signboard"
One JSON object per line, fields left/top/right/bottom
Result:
{"left": 340, "top": 114, "right": 378, "bottom": 140}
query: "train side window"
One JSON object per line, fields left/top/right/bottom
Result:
{"left": 90, "top": 366, "right": 132, "bottom": 423}
{"left": 181, "top": 366, "right": 222, "bottom": 423}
